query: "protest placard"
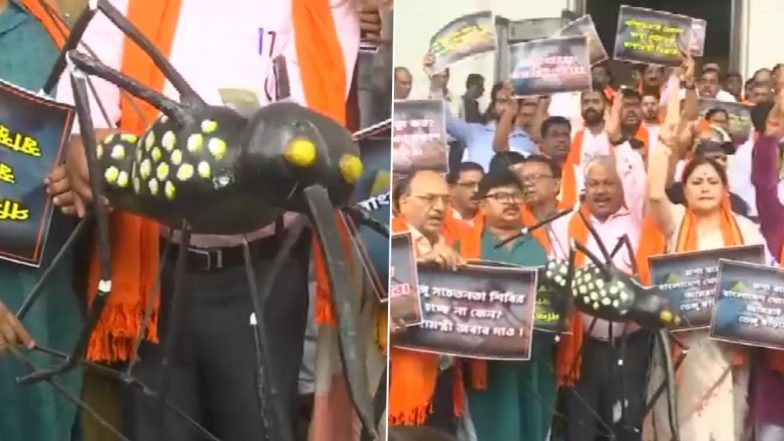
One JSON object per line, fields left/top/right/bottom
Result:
{"left": 613, "top": 6, "right": 693, "bottom": 67}
{"left": 428, "top": 11, "right": 497, "bottom": 73}
{"left": 648, "top": 245, "right": 764, "bottom": 331}
{"left": 392, "top": 100, "right": 448, "bottom": 174}
{"left": 711, "top": 260, "right": 784, "bottom": 350}
{"left": 0, "top": 80, "right": 74, "bottom": 267}
{"left": 394, "top": 263, "right": 538, "bottom": 360}
{"left": 390, "top": 232, "right": 422, "bottom": 326}
{"left": 351, "top": 120, "right": 391, "bottom": 302}
{"left": 508, "top": 35, "right": 592, "bottom": 97}
{"left": 554, "top": 14, "right": 609, "bottom": 66}
{"left": 698, "top": 99, "right": 752, "bottom": 145}
{"left": 690, "top": 18, "right": 707, "bottom": 57}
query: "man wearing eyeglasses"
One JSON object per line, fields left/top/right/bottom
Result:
{"left": 389, "top": 168, "right": 464, "bottom": 435}
{"left": 453, "top": 168, "right": 554, "bottom": 441}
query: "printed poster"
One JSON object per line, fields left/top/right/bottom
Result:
{"left": 711, "top": 260, "right": 784, "bottom": 350}
{"left": 508, "top": 35, "right": 592, "bottom": 97}
{"left": 392, "top": 100, "right": 448, "bottom": 174}
{"left": 698, "top": 99, "right": 752, "bottom": 145}
{"left": 554, "top": 14, "right": 609, "bottom": 66}
{"left": 394, "top": 263, "right": 538, "bottom": 360}
{"left": 613, "top": 5, "right": 693, "bottom": 67}
{"left": 428, "top": 11, "right": 497, "bottom": 72}
{"left": 690, "top": 18, "right": 707, "bottom": 57}
{"left": 0, "top": 80, "right": 74, "bottom": 267}
{"left": 390, "top": 232, "right": 422, "bottom": 326}
{"left": 351, "top": 121, "right": 392, "bottom": 302}
{"left": 648, "top": 245, "right": 765, "bottom": 331}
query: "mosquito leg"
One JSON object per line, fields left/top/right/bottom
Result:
{"left": 41, "top": 1, "right": 100, "bottom": 94}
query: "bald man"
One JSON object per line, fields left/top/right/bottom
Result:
{"left": 395, "top": 66, "right": 412, "bottom": 100}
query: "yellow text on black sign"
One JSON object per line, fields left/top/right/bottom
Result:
{"left": 0, "top": 199, "right": 29, "bottom": 221}
{"left": 0, "top": 124, "right": 41, "bottom": 158}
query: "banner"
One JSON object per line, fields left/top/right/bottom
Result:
{"left": 390, "top": 232, "right": 422, "bottom": 326}
{"left": 711, "top": 260, "right": 784, "bottom": 350}
{"left": 554, "top": 14, "right": 609, "bottom": 66}
{"left": 508, "top": 35, "right": 592, "bottom": 97}
{"left": 0, "top": 80, "right": 74, "bottom": 267}
{"left": 648, "top": 245, "right": 764, "bottom": 331}
{"left": 690, "top": 18, "right": 707, "bottom": 57}
{"left": 698, "top": 99, "right": 752, "bottom": 145}
{"left": 394, "top": 263, "right": 538, "bottom": 360}
{"left": 351, "top": 122, "right": 391, "bottom": 301}
{"left": 392, "top": 99, "right": 448, "bottom": 174}
{"left": 613, "top": 6, "right": 693, "bottom": 67}
{"left": 428, "top": 10, "right": 497, "bottom": 73}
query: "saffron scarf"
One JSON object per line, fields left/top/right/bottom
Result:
{"left": 21, "top": 0, "right": 66, "bottom": 48}
{"left": 388, "top": 215, "right": 465, "bottom": 424}
{"left": 561, "top": 126, "right": 649, "bottom": 208}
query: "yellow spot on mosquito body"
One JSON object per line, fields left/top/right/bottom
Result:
{"left": 133, "top": 177, "right": 141, "bottom": 193}
{"left": 339, "top": 154, "right": 363, "bottom": 184}
{"left": 144, "top": 132, "right": 155, "bottom": 151}
{"left": 660, "top": 310, "right": 673, "bottom": 324}
{"left": 156, "top": 163, "right": 170, "bottom": 181}
{"left": 96, "top": 144, "right": 104, "bottom": 159}
{"left": 135, "top": 148, "right": 143, "bottom": 163}
{"left": 159, "top": 114, "right": 169, "bottom": 124}
{"left": 197, "top": 161, "right": 211, "bottom": 178}
{"left": 139, "top": 159, "right": 152, "bottom": 179}
{"left": 187, "top": 134, "right": 204, "bottom": 153}
{"left": 208, "top": 138, "right": 226, "bottom": 161}
{"left": 148, "top": 178, "right": 159, "bottom": 195}
{"left": 171, "top": 150, "right": 183, "bottom": 165}
{"left": 165, "top": 181, "right": 176, "bottom": 200}
{"left": 120, "top": 134, "right": 138, "bottom": 143}
{"left": 162, "top": 131, "right": 176, "bottom": 151}
{"left": 201, "top": 120, "right": 218, "bottom": 133}
{"left": 151, "top": 147, "right": 163, "bottom": 163}
{"left": 283, "top": 138, "right": 316, "bottom": 167}
{"left": 177, "top": 163, "right": 194, "bottom": 181}
{"left": 110, "top": 144, "right": 125, "bottom": 160}
{"left": 117, "top": 171, "right": 129, "bottom": 188}
{"left": 104, "top": 166, "right": 119, "bottom": 184}
{"left": 103, "top": 134, "right": 115, "bottom": 145}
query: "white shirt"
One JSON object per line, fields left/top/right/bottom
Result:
{"left": 56, "top": 0, "right": 361, "bottom": 247}
{"left": 728, "top": 139, "right": 757, "bottom": 218}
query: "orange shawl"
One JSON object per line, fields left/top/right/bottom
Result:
{"left": 45, "top": 0, "right": 349, "bottom": 362}
{"left": 388, "top": 215, "right": 464, "bottom": 424}
{"left": 561, "top": 126, "right": 649, "bottom": 208}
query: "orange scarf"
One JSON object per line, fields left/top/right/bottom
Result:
{"left": 561, "top": 126, "right": 649, "bottom": 208}
{"left": 22, "top": 0, "right": 67, "bottom": 48}
{"left": 553, "top": 205, "right": 594, "bottom": 386}
{"left": 442, "top": 207, "right": 478, "bottom": 245}
{"left": 63, "top": 0, "right": 348, "bottom": 362}
{"left": 388, "top": 215, "right": 465, "bottom": 424}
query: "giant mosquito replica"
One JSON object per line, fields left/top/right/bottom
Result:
{"left": 499, "top": 208, "right": 683, "bottom": 441}
{"left": 8, "top": 1, "right": 387, "bottom": 441}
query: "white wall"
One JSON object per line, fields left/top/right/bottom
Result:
{"left": 743, "top": 0, "right": 784, "bottom": 79}
{"left": 394, "top": 0, "right": 569, "bottom": 107}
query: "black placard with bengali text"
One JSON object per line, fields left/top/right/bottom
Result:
{"left": 509, "top": 36, "right": 592, "bottom": 97}
{"left": 711, "top": 260, "right": 784, "bottom": 350}
{"left": 392, "top": 99, "right": 448, "bottom": 175}
{"left": 394, "top": 262, "right": 537, "bottom": 360}
{"left": 648, "top": 245, "right": 765, "bottom": 331}
{"left": 613, "top": 6, "right": 693, "bottom": 67}
{"left": 428, "top": 11, "right": 497, "bottom": 73}
{"left": 0, "top": 80, "right": 74, "bottom": 267}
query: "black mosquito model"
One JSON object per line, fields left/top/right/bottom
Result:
{"left": 8, "top": 1, "right": 387, "bottom": 441}
{"left": 496, "top": 208, "right": 682, "bottom": 441}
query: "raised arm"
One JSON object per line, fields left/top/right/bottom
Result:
{"left": 752, "top": 83, "right": 784, "bottom": 257}
{"left": 646, "top": 75, "right": 681, "bottom": 236}
{"left": 680, "top": 51, "right": 699, "bottom": 121}
{"left": 422, "top": 55, "right": 475, "bottom": 144}
{"left": 492, "top": 83, "right": 518, "bottom": 152}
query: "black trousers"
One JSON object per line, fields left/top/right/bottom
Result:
{"left": 425, "top": 366, "right": 456, "bottom": 435}
{"left": 121, "top": 235, "right": 310, "bottom": 441}
{"left": 566, "top": 331, "right": 653, "bottom": 441}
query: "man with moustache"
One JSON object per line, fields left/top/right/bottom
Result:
{"left": 539, "top": 117, "right": 572, "bottom": 166}
{"left": 607, "top": 89, "right": 647, "bottom": 152}
{"left": 641, "top": 91, "right": 661, "bottom": 151}
{"left": 454, "top": 168, "right": 555, "bottom": 441}
{"left": 389, "top": 169, "right": 464, "bottom": 435}
{"left": 446, "top": 162, "right": 484, "bottom": 227}
{"left": 551, "top": 152, "right": 650, "bottom": 441}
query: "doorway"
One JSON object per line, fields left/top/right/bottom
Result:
{"left": 584, "top": 0, "right": 738, "bottom": 80}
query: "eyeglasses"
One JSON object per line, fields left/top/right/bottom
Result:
{"left": 485, "top": 192, "right": 525, "bottom": 204}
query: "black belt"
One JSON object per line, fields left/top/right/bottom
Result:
{"left": 161, "top": 234, "right": 284, "bottom": 272}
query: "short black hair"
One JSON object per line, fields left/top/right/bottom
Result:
{"left": 641, "top": 88, "right": 661, "bottom": 101}
{"left": 620, "top": 87, "right": 642, "bottom": 101}
{"left": 541, "top": 116, "right": 571, "bottom": 139}
{"left": 523, "top": 154, "right": 562, "bottom": 179}
{"left": 705, "top": 107, "right": 729, "bottom": 121}
{"left": 466, "top": 73, "right": 484, "bottom": 89}
{"left": 488, "top": 151, "right": 526, "bottom": 174}
{"left": 446, "top": 161, "right": 484, "bottom": 184}
{"left": 751, "top": 101, "right": 775, "bottom": 134}
{"left": 477, "top": 167, "right": 523, "bottom": 199}
{"left": 724, "top": 72, "right": 742, "bottom": 82}
{"left": 700, "top": 67, "right": 721, "bottom": 78}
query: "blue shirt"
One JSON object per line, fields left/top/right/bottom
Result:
{"left": 445, "top": 110, "right": 537, "bottom": 171}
